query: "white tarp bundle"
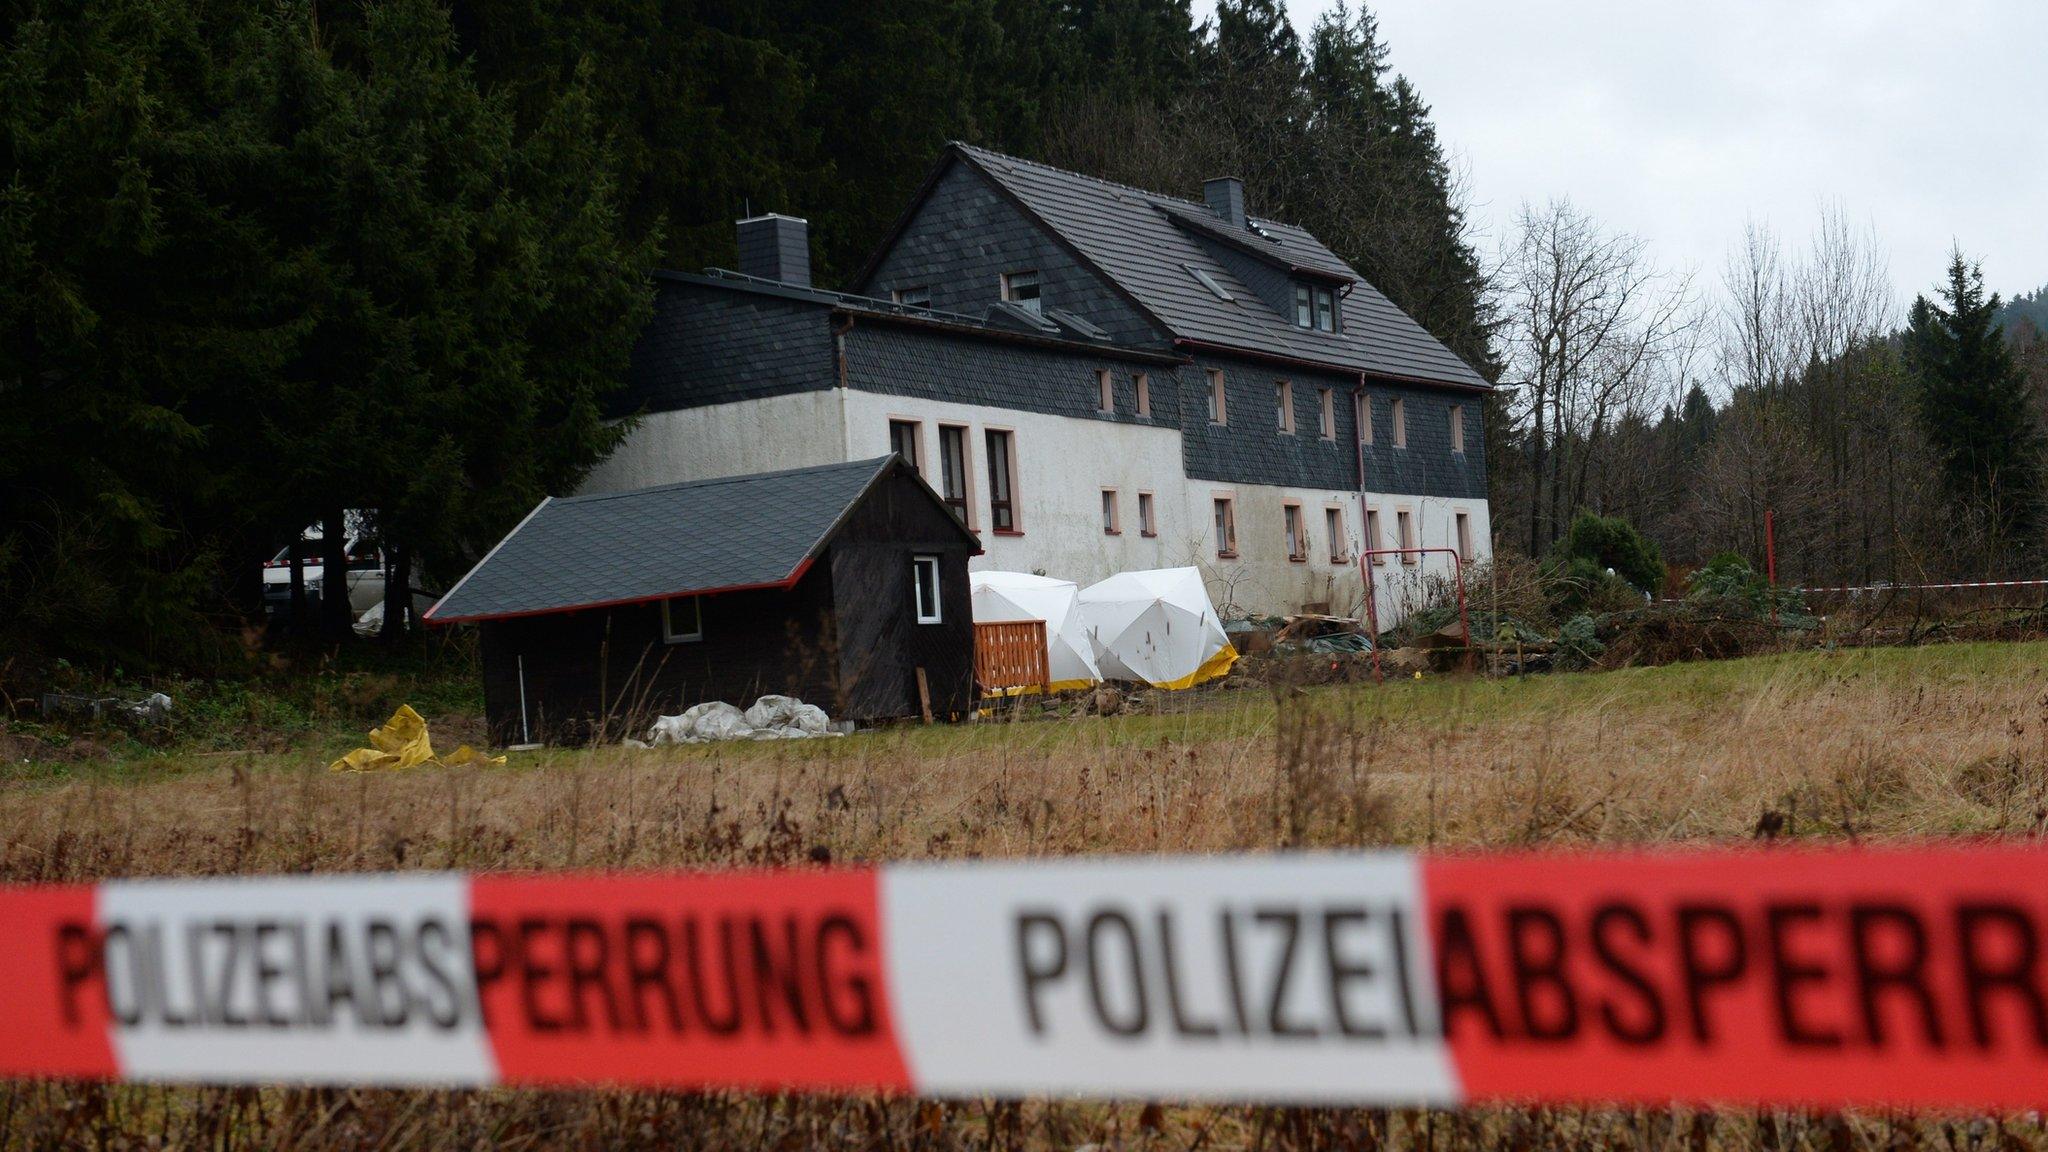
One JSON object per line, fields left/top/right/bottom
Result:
{"left": 639, "top": 695, "right": 839, "bottom": 746}
{"left": 1077, "top": 566, "right": 1238, "bottom": 689}
{"left": 969, "top": 571, "right": 1102, "bottom": 691}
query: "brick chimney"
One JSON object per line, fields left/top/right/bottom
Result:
{"left": 1203, "top": 177, "right": 1247, "bottom": 230}
{"left": 735, "top": 213, "right": 811, "bottom": 287}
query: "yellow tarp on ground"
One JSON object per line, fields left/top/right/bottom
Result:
{"left": 328, "top": 704, "right": 505, "bottom": 772}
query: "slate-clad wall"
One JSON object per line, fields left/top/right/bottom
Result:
{"left": 1201, "top": 239, "right": 1299, "bottom": 328}
{"left": 610, "top": 279, "right": 833, "bottom": 417}
{"left": 857, "top": 160, "right": 1164, "bottom": 349}
{"left": 844, "top": 322, "right": 1182, "bottom": 431}
{"left": 1179, "top": 354, "right": 1359, "bottom": 492}
{"left": 1178, "top": 353, "right": 1486, "bottom": 500}
{"left": 1358, "top": 382, "right": 1487, "bottom": 502}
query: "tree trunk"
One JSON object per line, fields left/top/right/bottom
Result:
{"left": 381, "top": 541, "right": 411, "bottom": 646}
{"left": 320, "top": 508, "right": 352, "bottom": 640}
{"left": 288, "top": 535, "right": 308, "bottom": 632}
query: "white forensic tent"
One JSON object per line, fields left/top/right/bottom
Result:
{"left": 969, "top": 571, "right": 1102, "bottom": 691}
{"left": 1077, "top": 566, "right": 1237, "bottom": 689}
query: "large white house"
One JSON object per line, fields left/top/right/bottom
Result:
{"left": 582, "top": 144, "right": 1493, "bottom": 620}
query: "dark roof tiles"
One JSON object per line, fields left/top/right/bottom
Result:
{"left": 953, "top": 144, "right": 1488, "bottom": 389}
{"left": 428, "top": 458, "right": 908, "bottom": 623}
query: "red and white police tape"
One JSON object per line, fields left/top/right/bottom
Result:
{"left": 5, "top": 845, "right": 2048, "bottom": 1110}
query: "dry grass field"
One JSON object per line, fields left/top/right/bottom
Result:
{"left": 7, "top": 641, "right": 2048, "bottom": 1149}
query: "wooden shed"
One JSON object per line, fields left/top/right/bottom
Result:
{"left": 425, "top": 456, "right": 979, "bottom": 743}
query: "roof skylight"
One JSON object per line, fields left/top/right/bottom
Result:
{"left": 1183, "top": 263, "right": 1234, "bottom": 302}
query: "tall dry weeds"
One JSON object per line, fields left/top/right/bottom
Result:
{"left": 8, "top": 645, "right": 2048, "bottom": 1148}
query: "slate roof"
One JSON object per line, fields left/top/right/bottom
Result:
{"left": 948, "top": 144, "right": 1489, "bottom": 390}
{"left": 426, "top": 457, "right": 939, "bottom": 623}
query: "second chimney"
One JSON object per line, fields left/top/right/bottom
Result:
{"left": 1203, "top": 176, "right": 1246, "bottom": 230}
{"left": 735, "top": 213, "right": 811, "bottom": 287}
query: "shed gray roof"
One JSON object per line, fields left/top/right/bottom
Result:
{"left": 948, "top": 144, "right": 1489, "bottom": 390}
{"left": 426, "top": 457, "right": 938, "bottom": 623}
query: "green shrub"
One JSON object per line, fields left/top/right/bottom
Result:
{"left": 1553, "top": 512, "right": 1666, "bottom": 596}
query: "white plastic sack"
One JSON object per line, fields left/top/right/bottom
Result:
{"left": 970, "top": 571, "right": 1102, "bottom": 690}
{"left": 744, "top": 694, "right": 831, "bottom": 735}
{"left": 642, "top": 695, "right": 840, "bottom": 745}
{"left": 1077, "top": 566, "right": 1237, "bottom": 689}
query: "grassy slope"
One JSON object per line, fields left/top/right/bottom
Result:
{"left": 5, "top": 640, "right": 2045, "bottom": 878}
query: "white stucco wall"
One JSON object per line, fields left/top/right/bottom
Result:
{"left": 578, "top": 391, "right": 848, "bottom": 494}
{"left": 584, "top": 387, "right": 1492, "bottom": 621}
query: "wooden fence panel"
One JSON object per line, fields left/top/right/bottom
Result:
{"left": 973, "top": 620, "right": 1051, "bottom": 696}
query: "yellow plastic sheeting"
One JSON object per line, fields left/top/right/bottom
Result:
{"left": 328, "top": 704, "right": 505, "bottom": 772}
{"left": 1152, "top": 643, "right": 1239, "bottom": 691}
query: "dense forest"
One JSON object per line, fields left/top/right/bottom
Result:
{"left": 4, "top": 0, "right": 2043, "bottom": 676}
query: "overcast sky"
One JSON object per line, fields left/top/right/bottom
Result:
{"left": 1221, "top": 0, "right": 2048, "bottom": 313}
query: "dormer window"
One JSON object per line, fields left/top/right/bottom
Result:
{"left": 1294, "top": 283, "right": 1336, "bottom": 331}
{"left": 1002, "top": 271, "right": 1041, "bottom": 314}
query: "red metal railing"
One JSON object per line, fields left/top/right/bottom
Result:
{"left": 1357, "top": 547, "right": 1472, "bottom": 681}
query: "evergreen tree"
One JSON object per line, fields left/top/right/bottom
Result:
{"left": 1906, "top": 251, "right": 2044, "bottom": 566}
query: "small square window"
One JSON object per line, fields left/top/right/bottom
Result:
{"left": 1318, "top": 387, "right": 1335, "bottom": 439}
{"left": 1138, "top": 492, "right": 1157, "bottom": 537}
{"left": 1213, "top": 497, "right": 1237, "bottom": 557}
{"left": 1002, "top": 270, "right": 1041, "bottom": 314}
{"left": 912, "top": 556, "right": 943, "bottom": 624}
{"left": 1101, "top": 489, "right": 1121, "bottom": 535}
{"left": 1206, "top": 369, "right": 1227, "bottom": 425}
{"left": 1134, "top": 373, "right": 1150, "bottom": 418}
{"left": 661, "top": 596, "right": 703, "bottom": 644}
{"left": 1326, "top": 507, "right": 1346, "bottom": 563}
{"left": 1275, "top": 381, "right": 1294, "bottom": 434}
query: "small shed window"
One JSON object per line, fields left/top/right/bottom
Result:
{"left": 893, "top": 286, "right": 931, "bottom": 308}
{"left": 661, "top": 596, "right": 703, "bottom": 644}
{"left": 912, "top": 556, "right": 942, "bottom": 624}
